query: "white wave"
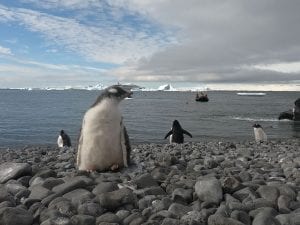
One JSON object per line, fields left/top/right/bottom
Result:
{"left": 231, "top": 116, "right": 278, "bottom": 122}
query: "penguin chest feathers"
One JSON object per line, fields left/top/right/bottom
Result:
{"left": 84, "top": 99, "right": 122, "bottom": 141}
{"left": 254, "top": 127, "right": 267, "bottom": 142}
{"left": 79, "top": 99, "right": 124, "bottom": 170}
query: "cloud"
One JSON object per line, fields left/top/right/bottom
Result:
{"left": 21, "top": 0, "right": 105, "bottom": 10}
{"left": 111, "top": 0, "right": 300, "bottom": 84}
{"left": 0, "top": 57, "right": 113, "bottom": 88}
{"left": 0, "top": 3, "right": 173, "bottom": 64}
{"left": 0, "top": 45, "right": 13, "bottom": 55}
{"left": 0, "top": 49, "right": 115, "bottom": 88}
{"left": 253, "top": 62, "right": 300, "bottom": 74}
{"left": 1, "top": 1, "right": 300, "bottom": 87}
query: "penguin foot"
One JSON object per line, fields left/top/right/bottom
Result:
{"left": 85, "top": 165, "right": 97, "bottom": 172}
{"left": 110, "top": 164, "right": 119, "bottom": 171}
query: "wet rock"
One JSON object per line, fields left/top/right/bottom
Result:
{"left": 96, "top": 212, "right": 121, "bottom": 224}
{"left": 0, "top": 163, "right": 32, "bottom": 183}
{"left": 40, "top": 217, "right": 73, "bottom": 225}
{"left": 42, "top": 178, "right": 64, "bottom": 190}
{"left": 116, "top": 209, "right": 131, "bottom": 220}
{"left": 28, "top": 185, "right": 53, "bottom": 200}
{"left": 135, "top": 173, "right": 158, "bottom": 188}
{"left": 71, "top": 215, "right": 95, "bottom": 225}
{"left": 172, "top": 188, "right": 193, "bottom": 204}
{"left": 208, "top": 213, "right": 245, "bottom": 225}
{"left": 77, "top": 202, "right": 104, "bottom": 217}
{"left": 123, "top": 212, "right": 143, "bottom": 225}
{"left": 181, "top": 210, "right": 206, "bottom": 225}
{"left": 231, "top": 210, "right": 251, "bottom": 225}
{"left": 52, "top": 179, "right": 86, "bottom": 195}
{"left": 277, "top": 195, "right": 292, "bottom": 213}
{"left": 0, "top": 207, "right": 33, "bottom": 225}
{"left": 92, "top": 182, "right": 118, "bottom": 195}
{"left": 252, "top": 210, "right": 280, "bottom": 225}
{"left": 63, "top": 188, "right": 94, "bottom": 207}
{"left": 222, "top": 176, "right": 243, "bottom": 194}
{"left": 40, "top": 208, "right": 64, "bottom": 223}
{"left": 195, "top": 177, "right": 223, "bottom": 204}
{"left": 257, "top": 185, "right": 279, "bottom": 203}
{"left": 168, "top": 203, "right": 192, "bottom": 217}
{"left": 161, "top": 218, "right": 180, "bottom": 225}
{"left": 48, "top": 197, "right": 76, "bottom": 217}
{"left": 0, "top": 188, "right": 15, "bottom": 204}
{"left": 134, "top": 186, "right": 166, "bottom": 197}
{"left": 99, "top": 188, "right": 136, "bottom": 210}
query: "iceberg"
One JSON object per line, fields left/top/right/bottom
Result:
{"left": 158, "top": 84, "right": 176, "bottom": 91}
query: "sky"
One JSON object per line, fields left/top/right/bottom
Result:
{"left": 0, "top": 0, "right": 300, "bottom": 90}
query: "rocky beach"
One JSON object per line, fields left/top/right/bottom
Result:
{"left": 0, "top": 139, "right": 300, "bottom": 225}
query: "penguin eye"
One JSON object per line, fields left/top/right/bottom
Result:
{"left": 108, "top": 88, "right": 118, "bottom": 94}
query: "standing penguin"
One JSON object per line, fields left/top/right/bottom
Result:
{"left": 164, "top": 120, "right": 192, "bottom": 144}
{"left": 57, "top": 130, "right": 72, "bottom": 147}
{"left": 77, "top": 85, "right": 132, "bottom": 172}
{"left": 253, "top": 123, "right": 267, "bottom": 143}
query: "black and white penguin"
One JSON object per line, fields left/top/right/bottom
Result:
{"left": 57, "top": 130, "right": 72, "bottom": 147}
{"left": 164, "top": 120, "right": 192, "bottom": 144}
{"left": 253, "top": 123, "right": 267, "bottom": 143}
{"left": 77, "top": 85, "right": 132, "bottom": 172}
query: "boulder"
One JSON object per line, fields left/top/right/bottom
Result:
{"left": 195, "top": 177, "right": 223, "bottom": 204}
{"left": 0, "top": 207, "right": 33, "bottom": 225}
{"left": 0, "top": 163, "right": 31, "bottom": 184}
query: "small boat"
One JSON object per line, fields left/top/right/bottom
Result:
{"left": 237, "top": 92, "right": 266, "bottom": 96}
{"left": 195, "top": 92, "right": 209, "bottom": 102}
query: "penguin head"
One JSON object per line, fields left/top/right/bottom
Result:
{"left": 103, "top": 85, "right": 132, "bottom": 101}
{"left": 106, "top": 85, "right": 132, "bottom": 100}
{"left": 60, "top": 130, "right": 65, "bottom": 135}
{"left": 93, "top": 85, "right": 132, "bottom": 105}
{"left": 253, "top": 123, "right": 262, "bottom": 128}
{"left": 172, "top": 120, "right": 182, "bottom": 130}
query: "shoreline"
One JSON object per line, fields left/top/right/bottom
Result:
{"left": 0, "top": 139, "right": 299, "bottom": 224}
{"left": 0, "top": 137, "right": 298, "bottom": 150}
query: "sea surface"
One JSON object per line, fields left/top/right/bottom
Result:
{"left": 0, "top": 89, "right": 299, "bottom": 147}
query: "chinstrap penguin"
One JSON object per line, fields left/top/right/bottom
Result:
{"left": 164, "top": 120, "right": 192, "bottom": 144}
{"left": 253, "top": 123, "right": 267, "bottom": 143}
{"left": 57, "top": 130, "right": 72, "bottom": 147}
{"left": 77, "top": 85, "right": 132, "bottom": 172}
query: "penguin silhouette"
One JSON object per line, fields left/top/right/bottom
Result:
{"left": 164, "top": 120, "right": 192, "bottom": 144}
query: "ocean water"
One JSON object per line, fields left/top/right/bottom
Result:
{"left": 0, "top": 89, "right": 299, "bottom": 147}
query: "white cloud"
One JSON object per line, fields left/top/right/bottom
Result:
{"left": 0, "top": 45, "right": 13, "bottom": 55}
{"left": 1, "top": 1, "right": 300, "bottom": 89}
{"left": 0, "top": 4, "right": 173, "bottom": 64}
{"left": 253, "top": 62, "right": 300, "bottom": 74}
{"left": 0, "top": 57, "right": 113, "bottom": 88}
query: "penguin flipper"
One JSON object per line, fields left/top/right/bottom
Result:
{"left": 183, "top": 129, "right": 192, "bottom": 138}
{"left": 164, "top": 130, "right": 172, "bottom": 139}
{"left": 62, "top": 133, "right": 72, "bottom": 147}
{"left": 120, "top": 119, "right": 130, "bottom": 167}
{"left": 124, "top": 126, "right": 131, "bottom": 165}
{"left": 76, "top": 125, "right": 84, "bottom": 169}
{"left": 65, "top": 134, "right": 72, "bottom": 147}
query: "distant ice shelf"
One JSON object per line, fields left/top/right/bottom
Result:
{"left": 237, "top": 92, "right": 266, "bottom": 96}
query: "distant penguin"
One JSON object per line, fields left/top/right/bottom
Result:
{"left": 77, "top": 85, "right": 132, "bottom": 172}
{"left": 57, "top": 130, "right": 71, "bottom": 147}
{"left": 164, "top": 120, "right": 192, "bottom": 144}
{"left": 253, "top": 123, "right": 267, "bottom": 143}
